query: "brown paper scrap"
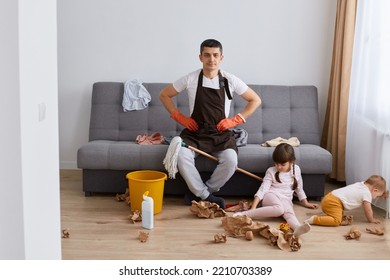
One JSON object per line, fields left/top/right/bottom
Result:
{"left": 366, "top": 226, "right": 385, "bottom": 235}
{"left": 344, "top": 226, "right": 361, "bottom": 240}
{"left": 224, "top": 200, "right": 251, "bottom": 212}
{"left": 128, "top": 210, "right": 142, "bottom": 223}
{"left": 340, "top": 215, "right": 353, "bottom": 226}
{"left": 189, "top": 201, "right": 226, "bottom": 219}
{"left": 62, "top": 229, "right": 70, "bottom": 238}
{"left": 116, "top": 188, "right": 130, "bottom": 205}
{"left": 139, "top": 231, "right": 149, "bottom": 242}
{"left": 214, "top": 233, "right": 227, "bottom": 243}
{"left": 222, "top": 215, "right": 268, "bottom": 237}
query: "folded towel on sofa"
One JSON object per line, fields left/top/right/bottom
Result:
{"left": 261, "top": 137, "right": 300, "bottom": 147}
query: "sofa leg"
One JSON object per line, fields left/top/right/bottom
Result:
{"left": 84, "top": 191, "right": 92, "bottom": 197}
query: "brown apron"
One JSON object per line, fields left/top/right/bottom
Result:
{"left": 180, "top": 70, "right": 237, "bottom": 154}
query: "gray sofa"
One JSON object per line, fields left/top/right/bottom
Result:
{"left": 77, "top": 82, "right": 332, "bottom": 200}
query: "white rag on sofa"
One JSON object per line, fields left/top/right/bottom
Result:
{"left": 122, "top": 79, "right": 151, "bottom": 111}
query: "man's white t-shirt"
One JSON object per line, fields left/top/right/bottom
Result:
{"left": 172, "top": 69, "right": 248, "bottom": 117}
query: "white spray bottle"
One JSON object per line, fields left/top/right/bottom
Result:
{"left": 142, "top": 191, "right": 154, "bottom": 230}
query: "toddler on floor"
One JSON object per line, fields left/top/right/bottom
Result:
{"left": 306, "top": 175, "right": 388, "bottom": 226}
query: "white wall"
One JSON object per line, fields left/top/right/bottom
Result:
{"left": 0, "top": 0, "right": 25, "bottom": 259}
{"left": 0, "top": 0, "right": 61, "bottom": 259}
{"left": 58, "top": 0, "right": 337, "bottom": 168}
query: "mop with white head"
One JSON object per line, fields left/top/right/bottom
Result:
{"left": 163, "top": 136, "right": 263, "bottom": 182}
{"left": 163, "top": 136, "right": 183, "bottom": 179}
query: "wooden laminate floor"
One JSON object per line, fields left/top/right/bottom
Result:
{"left": 60, "top": 170, "right": 389, "bottom": 260}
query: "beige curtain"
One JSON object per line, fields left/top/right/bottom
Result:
{"left": 321, "top": 0, "right": 357, "bottom": 182}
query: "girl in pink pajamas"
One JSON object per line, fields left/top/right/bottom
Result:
{"left": 234, "top": 143, "right": 318, "bottom": 237}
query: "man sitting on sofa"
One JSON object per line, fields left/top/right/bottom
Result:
{"left": 159, "top": 39, "right": 261, "bottom": 208}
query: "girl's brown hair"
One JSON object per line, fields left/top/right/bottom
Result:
{"left": 273, "top": 143, "right": 298, "bottom": 190}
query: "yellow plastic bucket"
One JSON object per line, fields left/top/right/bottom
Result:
{"left": 126, "top": 170, "right": 167, "bottom": 214}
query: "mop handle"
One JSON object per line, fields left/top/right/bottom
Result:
{"left": 182, "top": 142, "right": 263, "bottom": 182}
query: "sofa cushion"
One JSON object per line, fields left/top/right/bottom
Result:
{"left": 78, "top": 141, "right": 331, "bottom": 175}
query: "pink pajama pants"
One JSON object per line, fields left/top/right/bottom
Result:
{"left": 241, "top": 192, "right": 300, "bottom": 229}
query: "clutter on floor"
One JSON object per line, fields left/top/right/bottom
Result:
{"left": 139, "top": 231, "right": 149, "bottom": 243}
{"left": 117, "top": 192, "right": 386, "bottom": 248}
{"left": 214, "top": 233, "right": 227, "bottom": 243}
{"left": 221, "top": 216, "right": 302, "bottom": 252}
{"left": 62, "top": 229, "right": 70, "bottom": 238}
{"left": 344, "top": 226, "right": 361, "bottom": 240}
{"left": 340, "top": 215, "right": 353, "bottom": 225}
{"left": 189, "top": 200, "right": 226, "bottom": 218}
{"left": 116, "top": 188, "right": 130, "bottom": 205}
{"left": 224, "top": 200, "right": 251, "bottom": 212}
{"left": 128, "top": 210, "right": 142, "bottom": 223}
{"left": 366, "top": 226, "right": 385, "bottom": 235}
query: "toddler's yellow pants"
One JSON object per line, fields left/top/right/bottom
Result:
{"left": 313, "top": 192, "right": 344, "bottom": 226}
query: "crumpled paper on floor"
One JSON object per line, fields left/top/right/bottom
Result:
{"left": 189, "top": 201, "right": 226, "bottom": 218}
{"left": 259, "top": 226, "right": 301, "bottom": 252}
{"left": 139, "top": 231, "right": 149, "bottom": 242}
{"left": 222, "top": 215, "right": 268, "bottom": 237}
{"left": 214, "top": 233, "right": 227, "bottom": 243}
{"left": 366, "top": 226, "right": 385, "bottom": 235}
{"left": 224, "top": 200, "right": 251, "bottom": 212}
{"left": 221, "top": 216, "right": 302, "bottom": 252}
{"left": 128, "top": 210, "right": 142, "bottom": 223}
{"left": 62, "top": 229, "right": 70, "bottom": 238}
{"left": 340, "top": 215, "right": 353, "bottom": 226}
{"left": 344, "top": 226, "right": 361, "bottom": 240}
{"left": 116, "top": 190, "right": 130, "bottom": 205}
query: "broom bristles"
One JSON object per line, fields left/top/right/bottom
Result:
{"left": 163, "top": 136, "right": 182, "bottom": 179}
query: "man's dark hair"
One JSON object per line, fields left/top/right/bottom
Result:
{"left": 200, "top": 39, "right": 223, "bottom": 54}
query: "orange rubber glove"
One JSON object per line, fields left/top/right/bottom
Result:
{"left": 216, "top": 114, "right": 246, "bottom": 132}
{"left": 170, "top": 109, "right": 199, "bottom": 131}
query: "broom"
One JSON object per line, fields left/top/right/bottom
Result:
{"left": 163, "top": 136, "right": 262, "bottom": 181}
